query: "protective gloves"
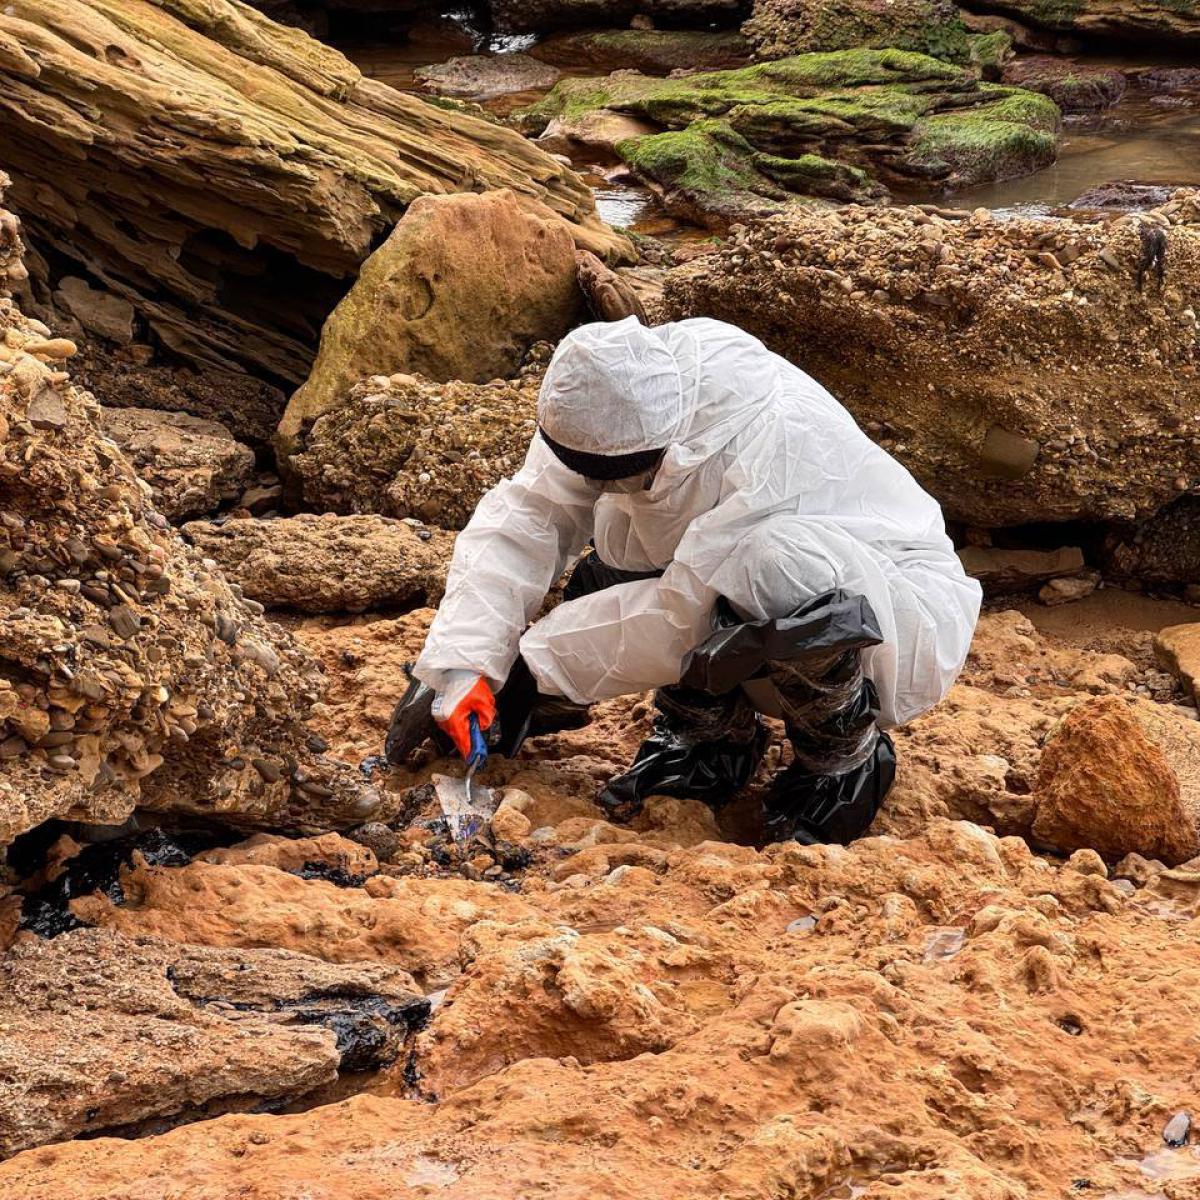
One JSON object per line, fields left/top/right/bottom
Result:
{"left": 431, "top": 669, "right": 496, "bottom": 760}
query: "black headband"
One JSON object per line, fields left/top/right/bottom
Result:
{"left": 539, "top": 427, "right": 666, "bottom": 481}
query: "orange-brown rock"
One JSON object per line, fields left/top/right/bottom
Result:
{"left": 1032, "top": 695, "right": 1199, "bottom": 864}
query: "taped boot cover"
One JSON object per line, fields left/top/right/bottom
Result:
{"left": 685, "top": 589, "right": 895, "bottom": 844}
{"left": 598, "top": 684, "right": 767, "bottom": 822}
{"left": 385, "top": 657, "right": 590, "bottom": 766}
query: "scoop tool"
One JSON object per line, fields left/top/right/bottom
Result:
{"left": 431, "top": 713, "right": 497, "bottom": 843}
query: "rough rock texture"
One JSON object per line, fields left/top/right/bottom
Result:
{"left": 0, "top": 0, "right": 625, "bottom": 387}
{"left": 100, "top": 408, "right": 256, "bottom": 522}
{"left": 962, "top": 0, "right": 1200, "bottom": 44}
{"left": 532, "top": 29, "right": 752, "bottom": 73}
{"left": 744, "top": 0, "right": 970, "bottom": 62}
{"left": 524, "top": 51, "right": 1059, "bottom": 226}
{"left": 0, "top": 927, "right": 425, "bottom": 1157}
{"left": 1155, "top": 622, "right": 1200, "bottom": 705}
{"left": 53, "top": 277, "right": 135, "bottom": 345}
{"left": 288, "top": 365, "right": 541, "bottom": 526}
{"left": 491, "top": 0, "right": 743, "bottom": 33}
{"left": 11, "top": 814, "right": 1200, "bottom": 1196}
{"left": 0, "top": 247, "right": 386, "bottom": 845}
{"left": 277, "top": 191, "right": 578, "bottom": 462}
{"left": 576, "top": 250, "right": 649, "bottom": 323}
{"left": 183, "top": 514, "right": 454, "bottom": 613}
{"left": 73, "top": 342, "right": 288, "bottom": 447}
{"left": 665, "top": 197, "right": 1200, "bottom": 526}
{"left": 958, "top": 545, "right": 1084, "bottom": 591}
{"left": 1032, "top": 696, "right": 1199, "bottom": 864}
{"left": 414, "top": 53, "right": 562, "bottom": 102}
{"left": 1104, "top": 495, "right": 1200, "bottom": 584}
{"left": 1001, "top": 55, "right": 1126, "bottom": 112}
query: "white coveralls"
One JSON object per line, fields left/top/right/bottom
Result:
{"left": 414, "top": 317, "right": 981, "bottom": 727}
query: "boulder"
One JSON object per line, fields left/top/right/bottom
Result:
{"left": 743, "top": 0, "right": 970, "bottom": 62}
{"left": 521, "top": 51, "right": 1060, "bottom": 226}
{"left": 287, "top": 365, "right": 542, "bottom": 527}
{"left": 1001, "top": 56, "right": 1126, "bottom": 113}
{"left": 664, "top": 197, "right": 1200, "bottom": 526}
{"left": 53, "top": 277, "right": 135, "bottom": 344}
{"left": 531, "top": 29, "right": 751, "bottom": 73}
{"left": 1104, "top": 496, "right": 1200, "bottom": 585}
{"left": 0, "top": 927, "right": 426, "bottom": 1157}
{"left": 183, "top": 514, "right": 455, "bottom": 613}
{"left": 958, "top": 546, "right": 1085, "bottom": 592}
{"left": 960, "top": 0, "right": 1200, "bottom": 45}
{"left": 277, "top": 190, "right": 580, "bottom": 462}
{"left": 576, "top": 251, "right": 649, "bottom": 323}
{"left": 414, "top": 53, "right": 561, "bottom": 101}
{"left": 0, "top": 221, "right": 387, "bottom": 846}
{"left": 1154, "top": 623, "right": 1200, "bottom": 705}
{"left": 99, "top": 409, "right": 256, "bottom": 521}
{"left": 0, "top": 0, "right": 626, "bottom": 388}
{"left": 491, "top": 0, "right": 742, "bottom": 33}
{"left": 1032, "top": 696, "right": 1199, "bottom": 865}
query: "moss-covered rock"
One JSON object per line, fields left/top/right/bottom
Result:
{"left": 743, "top": 0, "right": 972, "bottom": 63}
{"left": 961, "top": 0, "right": 1199, "bottom": 44}
{"left": 968, "top": 30, "right": 1014, "bottom": 80}
{"left": 1001, "top": 56, "right": 1126, "bottom": 112}
{"left": 522, "top": 50, "right": 1061, "bottom": 223}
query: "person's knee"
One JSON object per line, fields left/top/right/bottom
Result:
{"left": 718, "top": 520, "right": 842, "bottom": 622}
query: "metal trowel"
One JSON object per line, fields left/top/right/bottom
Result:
{"left": 431, "top": 714, "right": 497, "bottom": 843}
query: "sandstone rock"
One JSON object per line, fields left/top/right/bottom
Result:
{"left": 958, "top": 545, "right": 1085, "bottom": 592}
{"left": 100, "top": 408, "right": 256, "bottom": 521}
{"left": 1032, "top": 696, "right": 1199, "bottom": 864}
{"left": 665, "top": 198, "right": 1200, "bottom": 526}
{"left": 277, "top": 190, "right": 579, "bottom": 462}
{"left": 183, "top": 514, "right": 454, "bottom": 613}
{"left": 0, "top": 927, "right": 425, "bottom": 1156}
{"left": 491, "top": 0, "right": 741, "bottom": 33}
{"left": 414, "top": 53, "right": 561, "bottom": 101}
{"left": 287, "top": 366, "right": 541, "bottom": 526}
{"left": 0, "top": 266, "right": 385, "bottom": 846}
{"left": 576, "top": 250, "right": 649, "bottom": 323}
{"left": 1001, "top": 56, "right": 1126, "bottom": 113}
{"left": 961, "top": 0, "right": 1200, "bottom": 45}
{"left": 53, "top": 277, "right": 135, "bottom": 345}
{"left": 522, "top": 51, "right": 1059, "bottom": 225}
{"left": 1154, "top": 622, "right": 1200, "bottom": 705}
{"left": 1038, "top": 573, "right": 1099, "bottom": 606}
{"left": 197, "top": 830, "right": 380, "bottom": 878}
{"left": 0, "top": 0, "right": 626, "bottom": 387}
{"left": 744, "top": 0, "right": 970, "bottom": 61}
{"left": 532, "top": 28, "right": 751, "bottom": 73}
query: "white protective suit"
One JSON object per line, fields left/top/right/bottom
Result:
{"left": 415, "top": 317, "right": 981, "bottom": 727}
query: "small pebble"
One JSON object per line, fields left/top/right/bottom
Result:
{"left": 1164, "top": 1111, "right": 1191, "bottom": 1147}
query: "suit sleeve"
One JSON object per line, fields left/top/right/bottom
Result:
{"left": 414, "top": 437, "right": 599, "bottom": 693}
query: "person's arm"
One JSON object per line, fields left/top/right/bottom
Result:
{"left": 414, "top": 436, "right": 599, "bottom": 694}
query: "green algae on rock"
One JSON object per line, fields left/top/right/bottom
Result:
{"left": 960, "top": 0, "right": 1200, "bottom": 44}
{"left": 523, "top": 50, "right": 1061, "bottom": 223}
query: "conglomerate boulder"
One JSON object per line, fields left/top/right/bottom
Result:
{"left": 665, "top": 196, "right": 1200, "bottom": 526}
{"left": 183, "top": 514, "right": 455, "bottom": 613}
{"left": 0, "top": 181, "right": 388, "bottom": 846}
{"left": 0, "top": 0, "right": 627, "bottom": 387}
{"left": 521, "top": 50, "right": 1060, "bottom": 227}
{"left": 287, "top": 366, "right": 542, "bottom": 527}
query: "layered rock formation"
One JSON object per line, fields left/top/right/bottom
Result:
{"left": 521, "top": 50, "right": 1060, "bottom": 226}
{"left": 491, "top": 0, "right": 743, "bottom": 33}
{"left": 0, "top": 0, "right": 626, "bottom": 387}
{"left": 0, "top": 927, "right": 426, "bottom": 1157}
{"left": 1000, "top": 55, "right": 1126, "bottom": 112}
{"left": 184, "top": 514, "right": 454, "bottom": 613}
{"left": 0, "top": 187, "right": 388, "bottom": 845}
{"left": 665, "top": 197, "right": 1200, "bottom": 525}
{"left": 277, "top": 190, "right": 577, "bottom": 461}
{"left": 963, "top": 0, "right": 1200, "bottom": 45}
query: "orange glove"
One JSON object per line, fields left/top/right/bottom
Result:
{"left": 432, "top": 672, "right": 496, "bottom": 761}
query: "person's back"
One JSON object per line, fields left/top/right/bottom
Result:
{"left": 396, "top": 316, "right": 981, "bottom": 844}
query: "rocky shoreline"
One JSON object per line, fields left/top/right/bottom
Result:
{"left": 3, "top": 0, "right": 1200, "bottom": 1195}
